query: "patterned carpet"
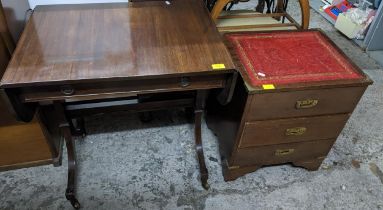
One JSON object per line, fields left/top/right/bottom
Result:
{"left": 1, "top": 1, "right": 383, "bottom": 209}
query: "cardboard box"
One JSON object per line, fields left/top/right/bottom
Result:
{"left": 335, "top": 13, "right": 364, "bottom": 38}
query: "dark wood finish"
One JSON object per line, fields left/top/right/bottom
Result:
{"left": 66, "top": 97, "right": 195, "bottom": 118}
{"left": 20, "top": 74, "right": 227, "bottom": 103}
{"left": 0, "top": 106, "right": 61, "bottom": 171}
{"left": 0, "top": 1, "right": 15, "bottom": 55}
{"left": 54, "top": 101, "right": 80, "bottom": 209}
{"left": 207, "top": 30, "right": 372, "bottom": 181}
{"left": 39, "top": 105, "right": 64, "bottom": 166}
{"left": 232, "top": 139, "right": 335, "bottom": 166}
{"left": 216, "top": 71, "right": 239, "bottom": 105}
{"left": 0, "top": 0, "right": 15, "bottom": 125}
{"left": 293, "top": 157, "right": 325, "bottom": 171}
{"left": 1, "top": 0, "right": 234, "bottom": 88}
{"left": 222, "top": 157, "right": 324, "bottom": 181}
{"left": 247, "top": 86, "right": 367, "bottom": 121}
{"left": 0, "top": 117, "right": 53, "bottom": 169}
{"left": 0, "top": 92, "right": 17, "bottom": 125}
{"left": 206, "top": 80, "right": 249, "bottom": 161}
{"left": 222, "top": 162, "right": 260, "bottom": 181}
{"left": 0, "top": 1, "right": 236, "bottom": 207}
{"left": 0, "top": 159, "right": 53, "bottom": 172}
{"left": 0, "top": 103, "right": 61, "bottom": 171}
{"left": 0, "top": 2, "right": 58, "bottom": 171}
{"left": 239, "top": 114, "right": 350, "bottom": 148}
{"left": 195, "top": 90, "right": 210, "bottom": 190}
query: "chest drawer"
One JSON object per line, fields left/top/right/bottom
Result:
{"left": 233, "top": 139, "right": 335, "bottom": 167}
{"left": 239, "top": 114, "right": 349, "bottom": 148}
{"left": 247, "top": 86, "right": 366, "bottom": 121}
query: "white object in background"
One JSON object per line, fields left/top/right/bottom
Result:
{"left": 321, "top": 0, "right": 333, "bottom": 5}
{"left": 335, "top": 13, "right": 364, "bottom": 38}
{"left": 28, "top": 0, "right": 129, "bottom": 9}
{"left": 345, "top": 7, "right": 372, "bottom": 25}
{"left": 323, "top": 4, "right": 331, "bottom": 9}
{"left": 321, "top": 0, "right": 330, "bottom": 6}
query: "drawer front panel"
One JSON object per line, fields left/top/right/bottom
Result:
{"left": 21, "top": 74, "right": 227, "bottom": 102}
{"left": 233, "top": 139, "right": 335, "bottom": 167}
{"left": 239, "top": 114, "right": 349, "bottom": 148}
{"left": 248, "top": 86, "right": 366, "bottom": 121}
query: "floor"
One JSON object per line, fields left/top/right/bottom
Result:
{"left": 1, "top": 1, "right": 383, "bottom": 209}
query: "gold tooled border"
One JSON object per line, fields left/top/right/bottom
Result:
{"left": 228, "top": 31, "right": 362, "bottom": 84}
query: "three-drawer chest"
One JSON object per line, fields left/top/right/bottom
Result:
{"left": 207, "top": 30, "right": 372, "bottom": 181}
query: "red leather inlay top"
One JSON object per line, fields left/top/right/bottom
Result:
{"left": 225, "top": 31, "right": 363, "bottom": 86}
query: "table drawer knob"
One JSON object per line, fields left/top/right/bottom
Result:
{"left": 61, "top": 85, "right": 75, "bottom": 95}
{"left": 285, "top": 127, "right": 307, "bottom": 136}
{"left": 275, "top": 149, "right": 295, "bottom": 156}
{"left": 296, "top": 99, "right": 318, "bottom": 109}
{"left": 180, "top": 77, "right": 191, "bottom": 87}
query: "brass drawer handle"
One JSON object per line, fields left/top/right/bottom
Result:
{"left": 296, "top": 99, "right": 318, "bottom": 109}
{"left": 180, "top": 77, "right": 191, "bottom": 87}
{"left": 60, "top": 85, "right": 75, "bottom": 95}
{"left": 228, "top": 165, "right": 240, "bottom": 170}
{"left": 275, "top": 149, "right": 295, "bottom": 156}
{"left": 285, "top": 127, "right": 307, "bottom": 136}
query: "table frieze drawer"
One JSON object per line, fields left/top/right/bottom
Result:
{"left": 247, "top": 86, "right": 366, "bottom": 121}
{"left": 239, "top": 114, "right": 350, "bottom": 148}
{"left": 233, "top": 139, "right": 335, "bottom": 167}
{"left": 21, "top": 74, "right": 227, "bottom": 102}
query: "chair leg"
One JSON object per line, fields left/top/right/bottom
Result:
{"left": 265, "top": 0, "right": 272, "bottom": 13}
{"left": 255, "top": 0, "right": 265, "bottom": 12}
{"left": 194, "top": 90, "right": 209, "bottom": 190}
{"left": 274, "top": 0, "right": 285, "bottom": 21}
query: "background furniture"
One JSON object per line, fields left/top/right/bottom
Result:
{"left": 0, "top": 1, "right": 236, "bottom": 208}
{"left": 1, "top": 0, "right": 30, "bottom": 42}
{"left": 310, "top": 0, "right": 383, "bottom": 67}
{"left": 0, "top": 1, "right": 59, "bottom": 171}
{"left": 207, "top": 30, "right": 372, "bottom": 181}
{"left": 210, "top": 0, "right": 310, "bottom": 32}
{"left": 28, "top": 0, "right": 128, "bottom": 9}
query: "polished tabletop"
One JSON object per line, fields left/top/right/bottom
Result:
{"left": 1, "top": 0, "right": 235, "bottom": 88}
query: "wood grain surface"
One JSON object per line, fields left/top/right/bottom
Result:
{"left": 239, "top": 114, "right": 350, "bottom": 148}
{"left": 1, "top": 0, "right": 235, "bottom": 88}
{"left": 0, "top": 121, "right": 52, "bottom": 168}
{"left": 232, "top": 139, "right": 335, "bottom": 167}
{"left": 247, "top": 86, "right": 367, "bottom": 121}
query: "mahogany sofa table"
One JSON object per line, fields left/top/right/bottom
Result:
{"left": 0, "top": 0, "right": 236, "bottom": 208}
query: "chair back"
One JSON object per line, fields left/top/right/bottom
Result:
{"left": 210, "top": 0, "right": 310, "bottom": 30}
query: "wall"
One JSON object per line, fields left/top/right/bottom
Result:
{"left": 1, "top": 0, "right": 30, "bottom": 42}
{"left": 28, "top": 0, "right": 128, "bottom": 9}
{"left": 2, "top": 0, "right": 131, "bottom": 40}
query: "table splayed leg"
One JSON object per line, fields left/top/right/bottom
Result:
{"left": 194, "top": 90, "right": 210, "bottom": 190}
{"left": 55, "top": 102, "right": 81, "bottom": 209}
